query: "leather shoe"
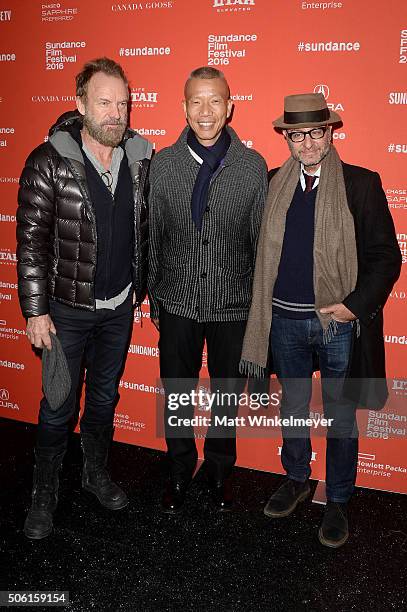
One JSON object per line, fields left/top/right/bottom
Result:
{"left": 318, "top": 502, "right": 349, "bottom": 548}
{"left": 161, "top": 481, "right": 188, "bottom": 514}
{"left": 209, "top": 480, "right": 233, "bottom": 512}
{"left": 264, "top": 478, "right": 310, "bottom": 517}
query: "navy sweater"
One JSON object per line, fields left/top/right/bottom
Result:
{"left": 83, "top": 152, "right": 134, "bottom": 300}
{"left": 272, "top": 180, "right": 317, "bottom": 319}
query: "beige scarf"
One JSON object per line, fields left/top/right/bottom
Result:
{"left": 240, "top": 146, "right": 358, "bottom": 376}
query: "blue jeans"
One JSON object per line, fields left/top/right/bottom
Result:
{"left": 271, "top": 314, "right": 358, "bottom": 503}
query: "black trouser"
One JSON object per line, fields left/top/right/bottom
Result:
{"left": 159, "top": 308, "right": 247, "bottom": 483}
{"left": 37, "top": 293, "right": 133, "bottom": 448}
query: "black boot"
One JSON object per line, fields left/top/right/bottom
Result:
{"left": 81, "top": 425, "right": 128, "bottom": 510}
{"left": 24, "top": 445, "right": 66, "bottom": 540}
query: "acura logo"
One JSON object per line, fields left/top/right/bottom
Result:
{"left": 313, "top": 84, "right": 330, "bottom": 100}
{"left": 0, "top": 388, "right": 9, "bottom": 400}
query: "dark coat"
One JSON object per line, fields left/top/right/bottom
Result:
{"left": 148, "top": 126, "right": 268, "bottom": 322}
{"left": 17, "top": 111, "right": 152, "bottom": 317}
{"left": 267, "top": 161, "right": 402, "bottom": 409}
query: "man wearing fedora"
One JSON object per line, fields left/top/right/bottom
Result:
{"left": 240, "top": 93, "right": 401, "bottom": 547}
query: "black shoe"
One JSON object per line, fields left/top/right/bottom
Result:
{"left": 161, "top": 481, "right": 188, "bottom": 514}
{"left": 264, "top": 478, "right": 310, "bottom": 517}
{"left": 318, "top": 502, "right": 349, "bottom": 548}
{"left": 24, "top": 446, "right": 66, "bottom": 540}
{"left": 209, "top": 480, "right": 233, "bottom": 512}
{"left": 81, "top": 425, "right": 128, "bottom": 511}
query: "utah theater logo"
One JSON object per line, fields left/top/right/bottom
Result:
{"left": 0, "top": 249, "right": 17, "bottom": 265}
{"left": 130, "top": 87, "right": 158, "bottom": 109}
{"left": 213, "top": 0, "right": 255, "bottom": 11}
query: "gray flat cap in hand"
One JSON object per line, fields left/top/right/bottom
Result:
{"left": 42, "top": 332, "right": 71, "bottom": 411}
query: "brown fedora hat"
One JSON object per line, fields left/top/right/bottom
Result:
{"left": 273, "top": 92, "right": 342, "bottom": 129}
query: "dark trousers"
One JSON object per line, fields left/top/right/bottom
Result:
{"left": 271, "top": 314, "right": 358, "bottom": 503}
{"left": 159, "top": 308, "right": 247, "bottom": 483}
{"left": 37, "top": 294, "right": 133, "bottom": 448}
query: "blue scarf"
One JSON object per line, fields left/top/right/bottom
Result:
{"left": 187, "top": 128, "right": 231, "bottom": 231}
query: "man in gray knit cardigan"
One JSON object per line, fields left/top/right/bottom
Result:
{"left": 148, "top": 66, "right": 268, "bottom": 513}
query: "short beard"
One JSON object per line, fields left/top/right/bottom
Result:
{"left": 83, "top": 114, "right": 126, "bottom": 147}
{"left": 300, "top": 145, "right": 331, "bottom": 167}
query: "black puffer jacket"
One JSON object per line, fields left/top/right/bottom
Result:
{"left": 17, "top": 111, "right": 153, "bottom": 318}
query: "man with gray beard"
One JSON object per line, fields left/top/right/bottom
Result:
{"left": 17, "top": 57, "right": 152, "bottom": 539}
{"left": 240, "top": 93, "right": 401, "bottom": 547}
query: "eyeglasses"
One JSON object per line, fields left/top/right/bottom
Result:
{"left": 100, "top": 170, "right": 113, "bottom": 193}
{"left": 286, "top": 126, "right": 328, "bottom": 143}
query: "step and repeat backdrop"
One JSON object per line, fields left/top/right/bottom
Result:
{"left": 0, "top": 0, "right": 406, "bottom": 494}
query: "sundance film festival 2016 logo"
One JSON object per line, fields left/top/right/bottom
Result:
{"left": 112, "top": 2, "right": 173, "bottom": 12}
{"left": 45, "top": 41, "right": 86, "bottom": 70}
{"left": 213, "top": 0, "right": 255, "bottom": 12}
{"left": 207, "top": 33, "right": 257, "bottom": 66}
{"left": 0, "top": 389, "right": 19, "bottom": 411}
{"left": 386, "top": 187, "right": 407, "bottom": 209}
{"left": 41, "top": 2, "right": 79, "bottom": 22}
{"left": 131, "top": 87, "right": 158, "bottom": 108}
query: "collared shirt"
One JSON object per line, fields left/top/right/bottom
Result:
{"left": 300, "top": 163, "right": 321, "bottom": 191}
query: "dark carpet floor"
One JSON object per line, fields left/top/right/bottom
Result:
{"left": 0, "top": 416, "right": 406, "bottom": 612}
